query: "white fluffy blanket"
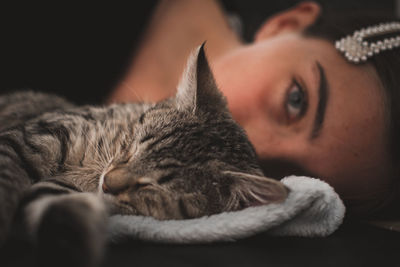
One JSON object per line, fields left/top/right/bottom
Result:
{"left": 107, "top": 176, "right": 345, "bottom": 243}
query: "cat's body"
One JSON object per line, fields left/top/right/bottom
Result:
{"left": 0, "top": 46, "right": 288, "bottom": 267}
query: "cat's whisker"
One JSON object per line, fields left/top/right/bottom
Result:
{"left": 98, "top": 158, "right": 115, "bottom": 195}
{"left": 79, "top": 126, "right": 112, "bottom": 173}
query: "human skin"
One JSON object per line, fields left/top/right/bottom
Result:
{"left": 108, "top": 0, "right": 241, "bottom": 103}
{"left": 214, "top": 33, "right": 393, "bottom": 215}
{"left": 109, "top": 1, "right": 396, "bottom": 216}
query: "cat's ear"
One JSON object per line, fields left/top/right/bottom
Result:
{"left": 223, "top": 171, "right": 289, "bottom": 210}
{"left": 175, "top": 43, "right": 229, "bottom": 115}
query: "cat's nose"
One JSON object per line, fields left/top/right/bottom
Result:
{"left": 103, "top": 168, "right": 153, "bottom": 195}
{"left": 103, "top": 168, "right": 130, "bottom": 194}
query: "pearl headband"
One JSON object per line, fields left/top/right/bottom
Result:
{"left": 335, "top": 22, "right": 400, "bottom": 63}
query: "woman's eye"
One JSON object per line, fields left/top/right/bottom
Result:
{"left": 285, "top": 79, "right": 307, "bottom": 120}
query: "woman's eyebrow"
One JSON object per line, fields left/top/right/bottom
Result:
{"left": 310, "top": 61, "right": 329, "bottom": 140}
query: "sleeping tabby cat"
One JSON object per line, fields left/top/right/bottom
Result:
{"left": 0, "top": 45, "right": 288, "bottom": 266}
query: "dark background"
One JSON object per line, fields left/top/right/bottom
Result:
{"left": 1, "top": 1, "right": 396, "bottom": 105}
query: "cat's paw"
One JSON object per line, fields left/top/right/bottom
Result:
{"left": 33, "top": 193, "right": 107, "bottom": 267}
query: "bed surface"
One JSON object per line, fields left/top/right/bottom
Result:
{"left": 2, "top": 220, "right": 399, "bottom": 267}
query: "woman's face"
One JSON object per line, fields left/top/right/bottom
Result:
{"left": 211, "top": 32, "right": 393, "bottom": 211}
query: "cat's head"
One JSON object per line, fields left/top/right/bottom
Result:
{"left": 103, "top": 44, "right": 289, "bottom": 219}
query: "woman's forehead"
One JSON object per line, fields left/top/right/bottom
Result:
{"left": 305, "top": 37, "right": 386, "bottom": 132}
{"left": 296, "top": 37, "right": 390, "bottom": 184}
{"left": 277, "top": 35, "right": 386, "bottom": 139}
{"left": 300, "top": 36, "right": 382, "bottom": 87}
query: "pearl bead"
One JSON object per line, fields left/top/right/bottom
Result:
{"left": 335, "top": 22, "right": 400, "bottom": 64}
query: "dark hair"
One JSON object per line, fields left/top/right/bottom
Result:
{"left": 303, "top": 12, "right": 400, "bottom": 219}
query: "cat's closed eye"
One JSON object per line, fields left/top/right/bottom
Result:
{"left": 157, "top": 162, "right": 183, "bottom": 169}
{"left": 139, "top": 134, "right": 154, "bottom": 143}
{"left": 157, "top": 172, "right": 178, "bottom": 185}
{"left": 128, "top": 177, "right": 155, "bottom": 192}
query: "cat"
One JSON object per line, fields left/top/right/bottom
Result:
{"left": 0, "top": 45, "right": 288, "bottom": 267}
